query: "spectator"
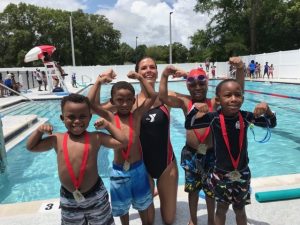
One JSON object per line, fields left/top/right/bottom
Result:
{"left": 211, "top": 63, "right": 216, "bottom": 79}
{"left": 268, "top": 64, "right": 274, "bottom": 79}
{"left": 35, "top": 69, "right": 43, "bottom": 91}
{"left": 41, "top": 71, "right": 47, "bottom": 91}
{"left": 71, "top": 72, "right": 78, "bottom": 88}
{"left": 205, "top": 58, "right": 210, "bottom": 73}
{"left": 248, "top": 60, "right": 256, "bottom": 79}
{"left": 4, "top": 73, "right": 13, "bottom": 95}
{"left": 263, "top": 62, "right": 269, "bottom": 79}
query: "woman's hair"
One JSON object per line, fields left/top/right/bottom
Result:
{"left": 111, "top": 81, "right": 135, "bottom": 97}
{"left": 135, "top": 57, "right": 157, "bottom": 72}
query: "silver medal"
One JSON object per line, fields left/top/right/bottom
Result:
{"left": 227, "top": 170, "right": 242, "bottom": 181}
{"left": 197, "top": 144, "right": 207, "bottom": 155}
{"left": 123, "top": 160, "right": 130, "bottom": 171}
{"left": 73, "top": 189, "right": 85, "bottom": 203}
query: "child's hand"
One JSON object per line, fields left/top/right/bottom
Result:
{"left": 229, "top": 57, "right": 244, "bottom": 69}
{"left": 98, "top": 69, "right": 116, "bottom": 83}
{"left": 253, "top": 102, "right": 271, "bottom": 118}
{"left": 162, "top": 65, "right": 177, "bottom": 78}
{"left": 38, "top": 124, "right": 53, "bottom": 135}
{"left": 193, "top": 103, "right": 209, "bottom": 113}
{"left": 127, "top": 71, "right": 141, "bottom": 80}
{"left": 94, "top": 118, "right": 107, "bottom": 129}
{"left": 173, "top": 69, "right": 188, "bottom": 78}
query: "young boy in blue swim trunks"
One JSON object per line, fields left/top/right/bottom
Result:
{"left": 26, "top": 93, "right": 128, "bottom": 225}
{"left": 87, "top": 69, "right": 157, "bottom": 225}
{"left": 185, "top": 79, "right": 277, "bottom": 225}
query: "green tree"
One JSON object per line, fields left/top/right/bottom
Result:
{"left": 171, "top": 42, "right": 189, "bottom": 63}
{"left": 193, "top": 0, "right": 300, "bottom": 58}
{"left": 0, "top": 3, "right": 121, "bottom": 67}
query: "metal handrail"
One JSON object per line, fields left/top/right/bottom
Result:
{"left": 0, "top": 83, "right": 34, "bottom": 102}
{"left": 81, "top": 75, "right": 92, "bottom": 85}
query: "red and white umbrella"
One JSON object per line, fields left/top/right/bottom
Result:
{"left": 24, "top": 45, "right": 56, "bottom": 63}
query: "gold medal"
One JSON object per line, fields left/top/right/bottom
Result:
{"left": 197, "top": 144, "right": 207, "bottom": 155}
{"left": 123, "top": 160, "right": 130, "bottom": 171}
{"left": 227, "top": 170, "right": 241, "bottom": 181}
{"left": 73, "top": 189, "right": 85, "bottom": 203}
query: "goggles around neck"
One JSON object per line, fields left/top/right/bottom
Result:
{"left": 186, "top": 75, "right": 207, "bottom": 86}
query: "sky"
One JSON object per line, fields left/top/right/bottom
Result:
{"left": 0, "top": 0, "right": 210, "bottom": 48}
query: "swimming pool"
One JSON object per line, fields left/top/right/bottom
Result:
{"left": 1, "top": 80, "right": 300, "bottom": 204}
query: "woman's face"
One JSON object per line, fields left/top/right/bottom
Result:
{"left": 137, "top": 58, "right": 158, "bottom": 85}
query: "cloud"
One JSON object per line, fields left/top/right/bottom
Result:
{"left": 0, "top": 0, "right": 87, "bottom": 13}
{"left": 97, "top": 0, "right": 209, "bottom": 48}
{"left": 0, "top": 0, "right": 209, "bottom": 48}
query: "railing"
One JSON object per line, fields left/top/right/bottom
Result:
{"left": 0, "top": 115, "right": 7, "bottom": 173}
{"left": 0, "top": 83, "right": 34, "bottom": 102}
{"left": 80, "top": 75, "right": 92, "bottom": 86}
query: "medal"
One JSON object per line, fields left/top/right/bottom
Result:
{"left": 188, "top": 100, "right": 212, "bottom": 152}
{"left": 219, "top": 112, "right": 245, "bottom": 174}
{"left": 115, "top": 113, "right": 134, "bottom": 167}
{"left": 123, "top": 160, "right": 130, "bottom": 171}
{"left": 227, "top": 170, "right": 242, "bottom": 181}
{"left": 73, "top": 189, "right": 85, "bottom": 203}
{"left": 63, "top": 132, "right": 89, "bottom": 203}
{"left": 197, "top": 144, "right": 207, "bottom": 155}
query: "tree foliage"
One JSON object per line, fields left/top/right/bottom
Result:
{"left": 191, "top": 0, "right": 300, "bottom": 60}
{"left": 0, "top": 3, "right": 121, "bottom": 67}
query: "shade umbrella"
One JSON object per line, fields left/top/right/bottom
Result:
{"left": 24, "top": 45, "right": 56, "bottom": 63}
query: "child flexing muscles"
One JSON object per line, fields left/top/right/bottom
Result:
{"left": 26, "top": 93, "right": 127, "bottom": 225}
{"left": 87, "top": 69, "right": 157, "bottom": 225}
{"left": 185, "top": 79, "right": 277, "bottom": 225}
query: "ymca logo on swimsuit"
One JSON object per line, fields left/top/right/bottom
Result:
{"left": 146, "top": 113, "right": 157, "bottom": 122}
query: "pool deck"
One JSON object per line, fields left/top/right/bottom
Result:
{"left": 1, "top": 78, "right": 300, "bottom": 225}
{"left": 1, "top": 174, "right": 300, "bottom": 225}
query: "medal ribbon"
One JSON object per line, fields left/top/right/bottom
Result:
{"left": 114, "top": 113, "right": 133, "bottom": 160}
{"left": 63, "top": 132, "right": 89, "bottom": 190}
{"left": 219, "top": 112, "right": 244, "bottom": 170}
{"left": 188, "top": 100, "right": 212, "bottom": 143}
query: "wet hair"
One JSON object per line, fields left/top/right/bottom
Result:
{"left": 215, "top": 79, "right": 239, "bottom": 97}
{"left": 135, "top": 57, "right": 157, "bottom": 72}
{"left": 111, "top": 81, "right": 135, "bottom": 97}
{"left": 61, "top": 93, "right": 91, "bottom": 112}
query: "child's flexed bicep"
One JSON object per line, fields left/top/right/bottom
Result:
{"left": 26, "top": 123, "right": 56, "bottom": 152}
{"left": 95, "top": 118, "right": 127, "bottom": 149}
{"left": 185, "top": 103, "right": 211, "bottom": 129}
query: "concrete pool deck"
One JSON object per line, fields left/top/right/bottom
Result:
{"left": 1, "top": 174, "right": 300, "bottom": 225}
{"left": 0, "top": 78, "right": 300, "bottom": 224}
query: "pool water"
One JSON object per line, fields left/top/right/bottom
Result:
{"left": 1, "top": 80, "right": 300, "bottom": 204}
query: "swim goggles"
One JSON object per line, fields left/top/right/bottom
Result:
{"left": 186, "top": 75, "right": 207, "bottom": 86}
{"left": 249, "top": 117, "right": 271, "bottom": 143}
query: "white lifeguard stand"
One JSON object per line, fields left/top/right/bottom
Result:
{"left": 43, "top": 61, "right": 69, "bottom": 93}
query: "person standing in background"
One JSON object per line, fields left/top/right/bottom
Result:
{"left": 41, "top": 71, "right": 47, "bottom": 91}
{"left": 72, "top": 72, "right": 78, "bottom": 88}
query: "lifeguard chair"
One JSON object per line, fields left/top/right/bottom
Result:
{"left": 43, "top": 61, "right": 69, "bottom": 93}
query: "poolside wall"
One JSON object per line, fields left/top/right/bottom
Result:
{"left": 1, "top": 48, "right": 300, "bottom": 90}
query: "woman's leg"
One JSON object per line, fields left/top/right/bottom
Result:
{"left": 157, "top": 160, "right": 178, "bottom": 225}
